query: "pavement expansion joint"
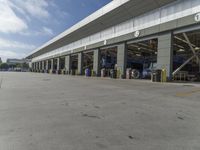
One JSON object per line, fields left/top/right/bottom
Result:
{"left": 0, "top": 75, "right": 3, "bottom": 89}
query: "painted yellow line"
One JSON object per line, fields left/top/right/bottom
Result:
{"left": 176, "top": 88, "right": 200, "bottom": 97}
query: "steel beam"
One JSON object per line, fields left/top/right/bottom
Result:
{"left": 172, "top": 55, "right": 196, "bottom": 76}
{"left": 183, "top": 33, "right": 199, "bottom": 64}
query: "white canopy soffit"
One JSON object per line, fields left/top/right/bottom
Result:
{"left": 27, "top": 0, "right": 176, "bottom": 59}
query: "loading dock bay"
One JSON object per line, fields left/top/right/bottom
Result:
{"left": 29, "top": 1, "right": 200, "bottom": 83}
{"left": 32, "top": 28, "right": 200, "bottom": 83}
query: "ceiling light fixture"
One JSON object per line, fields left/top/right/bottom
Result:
{"left": 136, "top": 54, "right": 141, "bottom": 56}
{"left": 178, "top": 49, "right": 185, "bottom": 52}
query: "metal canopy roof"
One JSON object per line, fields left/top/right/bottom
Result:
{"left": 27, "top": 0, "right": 176, "bottom": 59}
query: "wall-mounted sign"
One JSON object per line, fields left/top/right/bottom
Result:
{"left": 194, "top": 13, "right": 200, "bottom": 22}
{"left": 134, "top": 30, "right": 140, "bottom": 37}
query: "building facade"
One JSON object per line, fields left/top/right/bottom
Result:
{"left": 6, "top": 59, "right": 26, "bottom": 65}
{"left": 27, "top": 0, "right": 200, "bottom": 81}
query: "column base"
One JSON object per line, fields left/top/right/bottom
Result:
{"left": 49, "top": 70, "right": 56, "bottom": 74}
{"left": 65, "top": 70, "right": 70, "bottom": 75}
{"left": 61, "top": 70, "right": 66, "bottom": 75}
{"left": 70, "top": 70, "right": 76, "bottom": 75}
{"left": 56, "top": 70, "right": 61, "bottom": 74}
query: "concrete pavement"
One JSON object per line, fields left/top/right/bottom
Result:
{"left": 0, "top": 72, "right": 200, "bottom": 150}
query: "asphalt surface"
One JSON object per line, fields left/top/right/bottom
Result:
{"left": 0, "top": 72, "right": 200, "bottom": 150}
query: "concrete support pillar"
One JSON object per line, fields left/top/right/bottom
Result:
{"left": 42, "top": 61, "right": 45, "bottom": 71}
{"left": 157, "top": 32, "right": 173, "bottom": 80}
{"left": 46, "top": 60, "right": 49, "bottom": 71}
{"left": 40, "top": 62, "right": 42, "bottom": 70}
{"left": 78, "top": 52, "right": 83, "bottom": 75}
{"left": 35, "top": 63, "right": 37, "bottom": 71}
{"left": 41, "top": 61, "right": 43, "bottom": 71}
{"left": 93, "top": 49, "right": 100, "bottom": 76}
{"left": 32, "top": 62, "right": 35, "bottom": 71}
{"left": 35, "top": 62, "right": 38, "bottom": 71}
{"left": 65, "top": 55, "right": 71, "bottom": 74}
{"left": 39, "top": 62, "right": 41, "bottom": 71}
{"left": 51, "top": 59, "right": 54, "bottom": 70}
{"left": 56, "top": 58, "right": 60, "bottom": 71}
{"left": 35, "top": 62, "right": 38, "bottom": 72}
{"left": 38, "top": 62, "right": 39, "bottom": 71}
{"left": 33, "top": 63, "right": 35, "bottom": 70}
{"left": 117, "top": 43, "right": 127, "bottom": 78}
{"left": 37, "top": 62, "right": 39, "bottom": 71}
{"left": 56, "top": 58, "right": 60, "bottom": 74}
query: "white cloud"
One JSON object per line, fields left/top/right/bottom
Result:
{"left": 0, "top": 38, "right": 36, "bottom": 62}
{"left": 0, "top": 0, "right": 52, "bottom": 34}
{"left": 11, "top": 0, "right": 50, "bottom": 19}
{"left": 0, "top": 38, "right": 36, "bottom": 50}
{"left": 0, "top": 0, "right": 28, "bottom": 33}
{"left": 42, "top": 27, "right": 54, "bottom": 36}
{"left": 0, "top": 0, "right": 57, "bottom": 62}
{"left": 0, "top": 0, "right": 64, "bottom": 35}
{"left": 0, "top": 50, "right": 26, "bottom": 62}
{"left": 20, "top": 27, "right": 54, "bottom": 36}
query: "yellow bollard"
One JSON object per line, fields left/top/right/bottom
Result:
{"left": 161, "top": 69, "right": 167, "bottom": 82}
{"left": 117, "top": 69, "right": 121, "bottom": 79}
{"left": 91, "top": 70, "right": 95, "bottom": 77}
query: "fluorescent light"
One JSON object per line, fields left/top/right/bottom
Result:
{"left": 136, "top": 54, "right": 141, "bottom": 56}
{"left": 178, "top": 49, "right": 185, "bottom": 52}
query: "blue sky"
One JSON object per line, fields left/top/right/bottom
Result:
{"left": 0, "top": 0, "right": 111, "bottom": 62}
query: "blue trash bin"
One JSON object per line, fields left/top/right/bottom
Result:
{"left": 85, "top": 68, "right": 91, "bottom": 77}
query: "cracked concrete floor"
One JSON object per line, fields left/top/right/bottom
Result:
{"left": 0, "top": 72, "right": 200, "bottom": 150}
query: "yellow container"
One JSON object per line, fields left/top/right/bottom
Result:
{"left": 117, "top": 69, "right": 121, "bottom": 79}
{"left": 161, "top": 69, "right": 167, "bottom": 82}
{"left": 61, "top": 69, "right": 65, "bottom": 74}
{"left": 91, "top": 70, "right": 95, "bottom": 77}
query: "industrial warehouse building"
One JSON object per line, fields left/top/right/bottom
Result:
{"left": 27, "top": 0, "right": 200, "bottom": 82}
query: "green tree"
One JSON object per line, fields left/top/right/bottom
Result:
{"left": 0, "top": 63, "right": 9, "bottom": 70}
{"left": 22, "top": 63, "right": 29, "bottom": 69}
{"left": 8, "top": 64, "right": 17, "bottom": 69}
{"left": 16, "top": 63, "right": 21, "bottom": 68}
